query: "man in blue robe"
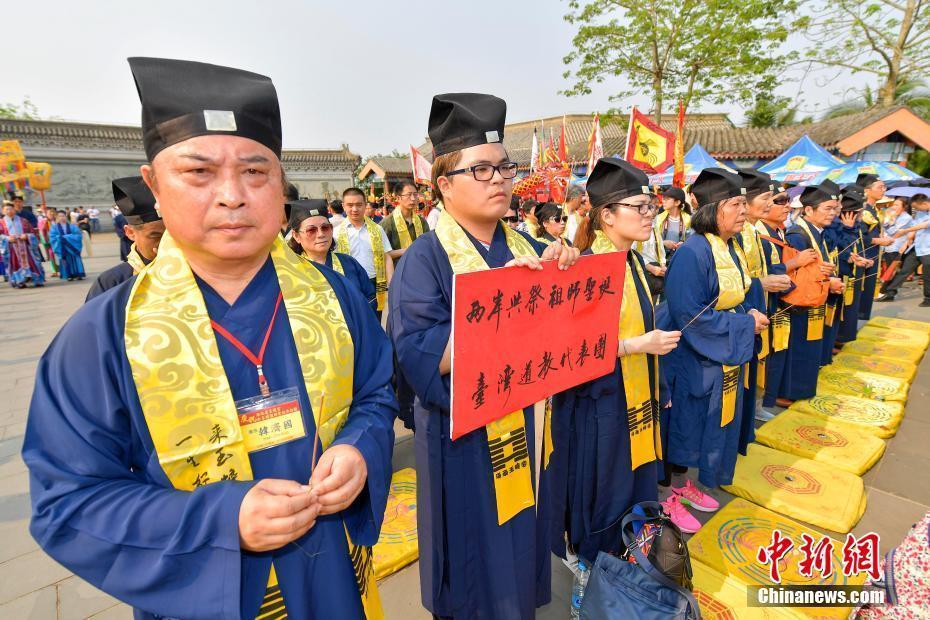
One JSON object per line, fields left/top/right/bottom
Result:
{"left": 389, "top": 93, "right": 577, "bottom": 619}
{"left": 86, "top": 176, "right": 165, "bottom": 302}
{"left": 856, "top": 174, "right": 893, "bottom": 320}
{"left": 835, "top": 186, "right": 871, "bottom": 346}
{"left": 778, "top": 183, "right": 845, "bottom": 404}
{"left": 821, "top": 214, "right": 845, "bottom": 365}
{"left": 24, "top": 57, "right": 396, "bottom": 620}
{"left": 49, "top": 210, "right": 86, "bottom": 281}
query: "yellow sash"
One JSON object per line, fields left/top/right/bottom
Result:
{"left": 825, "top": 247, "right": 840, "bottom": 326}
{"left": 591, "top": 231, "right": 662, "bottom": 469}
{"left": 392, "top": 208, "right": 423, "bottom": 249}
{"left": 331, "top": 253, "right": 345, "bottom": 276}
{"left": 705, "top": 234, "right": 749, "bottom": 427}
{"left": 542, "top": 397, "right": 554, "bottom": 470}
{"left": 740, "top": 221, "right": 768, "bottom": 279}
{"left": 336, "top": 219, "right": 387, "bottom": 310}
{"left": 754, "top": 221, "right": 791, "bottom": 351}
{"left": 126, "top": 244, "right": 147, "bottom": 274}
{"left": 124, "top": 232, "right": 383, "bottom": 619}
{"left": 635, "top": 225, "right": 667, "bottom": 267}
{"left": 796, "top": 218, "right": 826, "bottom": 341}
{"left": 434, "top": 209, "right": 537, "bottom": 525}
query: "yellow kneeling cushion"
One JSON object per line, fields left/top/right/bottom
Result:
{"left": 755, "top": 409, "right": 885, "bottom": 475}
{"left": 817, "top": 366, "right": 909, "bottom": 403}
{"left": 866, "top": 316, "right": 930, "bottom": 336}
{"left": 856, "top": 325, "right": 930, "bottom": 350}
{"left": 839, "top": 338, "right": 924, "bottom": 365}
{"left": 789, "top": 395, "right": 904, "bottom": 438}
{"left": 373, "top": 468, "right": 419, "bottom": 580}
{"left": 832, "top": 352, "right": 918, "bottom": 383}
{"left": 692, "top": 560, "right": 805, "bottom": 619}
{"left": 688, "top": 498, "right": 866, "bottom": 619}
{"left": 721, "top": 444, "right": 866, "bottom": 533}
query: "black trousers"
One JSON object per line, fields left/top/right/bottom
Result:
{"left": 882, "top": 251, "right": 930, "bottom": 301}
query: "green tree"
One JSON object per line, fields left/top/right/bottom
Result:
{"left": 0, "top": 97, "right": 41, "bottom": 120}
{"left": 802, "top": 0, "right": 930, "bottom": 108}
{"left": 745, "top": 94, "right": 812, "bottom": 127}
{"left": 561, "top": 0, "right": 801, "bottom": 124}
{"left": 823, "top": 76, "right": 930, "bottom": 120}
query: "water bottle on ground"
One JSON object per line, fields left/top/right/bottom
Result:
{"left": 569, "top": 560, "right": 589, "bottom": 619}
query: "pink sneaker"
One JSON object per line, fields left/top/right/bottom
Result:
{"left": 661, "top": 495, "right": 701, "bottom": 534}
{"left": 672, "top": 479, "right": 720, "bottom": 513}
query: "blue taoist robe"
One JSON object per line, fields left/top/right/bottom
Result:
{"left": 779, "top": 221, "right": 832, "bottom": 401}
{"left": 388, "top": 225, "right": 552, "bottom": 619}
{"left": 659, "top": 234, "right": 756, "bottom": 489}
{"left": 549, "top": 249, "right": 661, "bottom": 566}
{"left": 23, "top": 257, "right": 397, "bottom": 620}
{"left": 757, "top": 223, "right": 793, "bottom": 408}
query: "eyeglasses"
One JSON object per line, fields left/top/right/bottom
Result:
{"left": 400, "top": 192, "right": 420, "bottom": 199}
{"left": 502, "top": 216, "right": 519, "bottom": 223}
{"left": 772, "top": 196, "right": 790, "bottom": 205}
{"left": 547, "top": 216, "right": 567, "bottom": 223}
{"left": 300, "top": 223, "right": 333, "bottom": 235}
{"left": 445, "top": 162, "right": 519, "bottom": 181}
{"left": 614, "top": 201, "right": 658, "bottom": 217}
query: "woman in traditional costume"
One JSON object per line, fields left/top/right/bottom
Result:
{"left": 549, "top": 157, "right": 680, "bottom": 560}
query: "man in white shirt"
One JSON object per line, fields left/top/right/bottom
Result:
{"left": 333, "top": 187, "right": 394, "bottom": 318}
{"left": 88, "top": 207, "right": 101, "bottom": 232}
{"left": 562, "top": 184, "right": 588, "bottom": 244}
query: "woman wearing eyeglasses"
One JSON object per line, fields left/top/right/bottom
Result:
{"left": 548, "top": 157, "right": 680, "bottom": 567}
{"left": 660, "top": 168, "right": 769, "bottom": 530}
{"left": 533, "top": 202, "right": 570, "bottom": 246}
{"left": 286, "top": 199, "right": 376, "bottom": 312}
{"left": 756, "top": 187, "right": 819, "bottom": 412}
{"left": 388, "top": 93, "right": 579, "bottom": 620}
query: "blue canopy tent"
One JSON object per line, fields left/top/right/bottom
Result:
{"left": 647, "top": 144, "right": 735, "bottom": 186}
{"left": 809, "top": 161, "right": 926, "bottom": 185}
{"left": 758, "top": 134, "right": 844, "bottom": 183}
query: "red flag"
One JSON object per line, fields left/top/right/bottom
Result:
{"left": 410, "top": 145, "right": 433, "bottom": 186}
{"left": 624, "top": 107, "right": 675, "bottom": 174}
{"left": 558, "top": 115, "right": 568, "bottom": 164}
{"left": 673, "top": 101, "right": 686, "bottom": 188}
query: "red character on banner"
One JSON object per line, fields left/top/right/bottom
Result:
{"left": 757, "top": 529, "right": 794, "bottom": 583}
{"left": 798, "top": 533, "right": 835, "bottom": 579}
{"left": 842, "top": 533, "right": 881, "bottom": 580}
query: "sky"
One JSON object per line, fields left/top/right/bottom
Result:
{"left": 5, "top": 0, "right": 858, "bottom": 157}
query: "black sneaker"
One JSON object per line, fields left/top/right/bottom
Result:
{"left": 875, "top": 294, "right": 895, "bottom": 302}
{"left": 920, "top": 299, "right": 930, "bottom": 307}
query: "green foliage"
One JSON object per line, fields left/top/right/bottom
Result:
{"left": 907, "top": 148, "right": 930, "bottom": 177}
{"left": 561, "top": 0, "right": 801, "bottom": 122}
{"left": 746, "top": 95, "right": 805, "bottom": 128}
{"left": 823, "top": 77, "right": 930, "bottom": 120}
{"left": 0, "top": 97, "right": 41, "bottom": 120}
{"left": 802, "top": 0, "right": 930, "bottom": 107}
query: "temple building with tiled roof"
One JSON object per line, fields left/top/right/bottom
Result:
{"left": 1, "top": 118, "right": 360, "bottom": 208}
{"left": 417, "top": 106, "right": 930, "bottom": 173}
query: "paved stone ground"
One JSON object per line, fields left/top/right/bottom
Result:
{"left": 1, "top": 236, "right": 928, "bottom": 618}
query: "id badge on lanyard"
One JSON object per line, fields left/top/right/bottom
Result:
{"left": 212, "top": 291, "right": 308, "bottom": 452}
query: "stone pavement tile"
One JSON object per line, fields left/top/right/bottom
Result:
{"left": 867, "top": 446, "right": 930, "bottom": 506}
{"left": 854, "top": 488, "right": 928, "bottom": 549}
{"left": 1, "top": 420, "right": 27, "bottom": 441}
{"left": 884, "top": 417, "right": 930, "bottom": 460}
{"left": 0, "top": 549, "right": 71, "bottom": 603}
{"left": 0, "top": 585, "right": 57, "bottom": 619}
{"left": 87, "top": 602, "right": 133, "bottom": 619}
{"left": 58, "top": 576, "right": 122, "bottom": 620}
{"left": 0, "top": 518, "right": 38, "bottom": 563}
{"left": 378, "top": 563, "right": 431, "bottom": 619}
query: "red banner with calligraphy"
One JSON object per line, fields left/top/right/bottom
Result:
{"left": 450, "top": 253, "right": 626, "bottom": 440}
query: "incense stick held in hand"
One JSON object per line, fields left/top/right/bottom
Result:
{"left": 681, "top": 294, "right": 720, "bottom": 333}
{"left": 309, "top": 394, "right": 323, "bottom": 486}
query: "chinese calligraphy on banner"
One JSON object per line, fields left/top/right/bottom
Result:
{"left": 450, "top": 252, "right": 626, "bottom": 440}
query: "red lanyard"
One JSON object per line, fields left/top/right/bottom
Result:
{"left": 210, "top": 291, "right": 283, "bottom": 397}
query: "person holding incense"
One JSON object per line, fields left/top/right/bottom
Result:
{"left": 835, "top": 186, "right": 872, "bottom": 347}
{"left": 548, "top": 157, "right": 681, "bottom": 558}
{"left": 775, "top": 182, "right": 845, "bottom": 405}
{"left": 23, "top": 57, "right": 397, "bottom": 619}
{"left": 660, "top": 168, "right": 768, "bottom": 505}
{"left": 388, "top": 92, "right": 579, "bottom": 619}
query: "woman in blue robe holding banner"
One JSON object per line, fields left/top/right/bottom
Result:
{"left": 388, "top": 93, "right": 578, "bottom": 619}
{"left": 661, "top": 168, "right": 768, "bottom": 498}
{"left": 548, "top": 157, "right": 679, "bottom": 560}
{"left": 776, "top": 183, "right": 845, "bottom": 404}
{"left": 49, "top": 210, "right": 86, "bottom": 281}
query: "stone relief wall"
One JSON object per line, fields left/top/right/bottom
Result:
{"left": 37, "top": 161, "right": 146, "bottom": 207}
